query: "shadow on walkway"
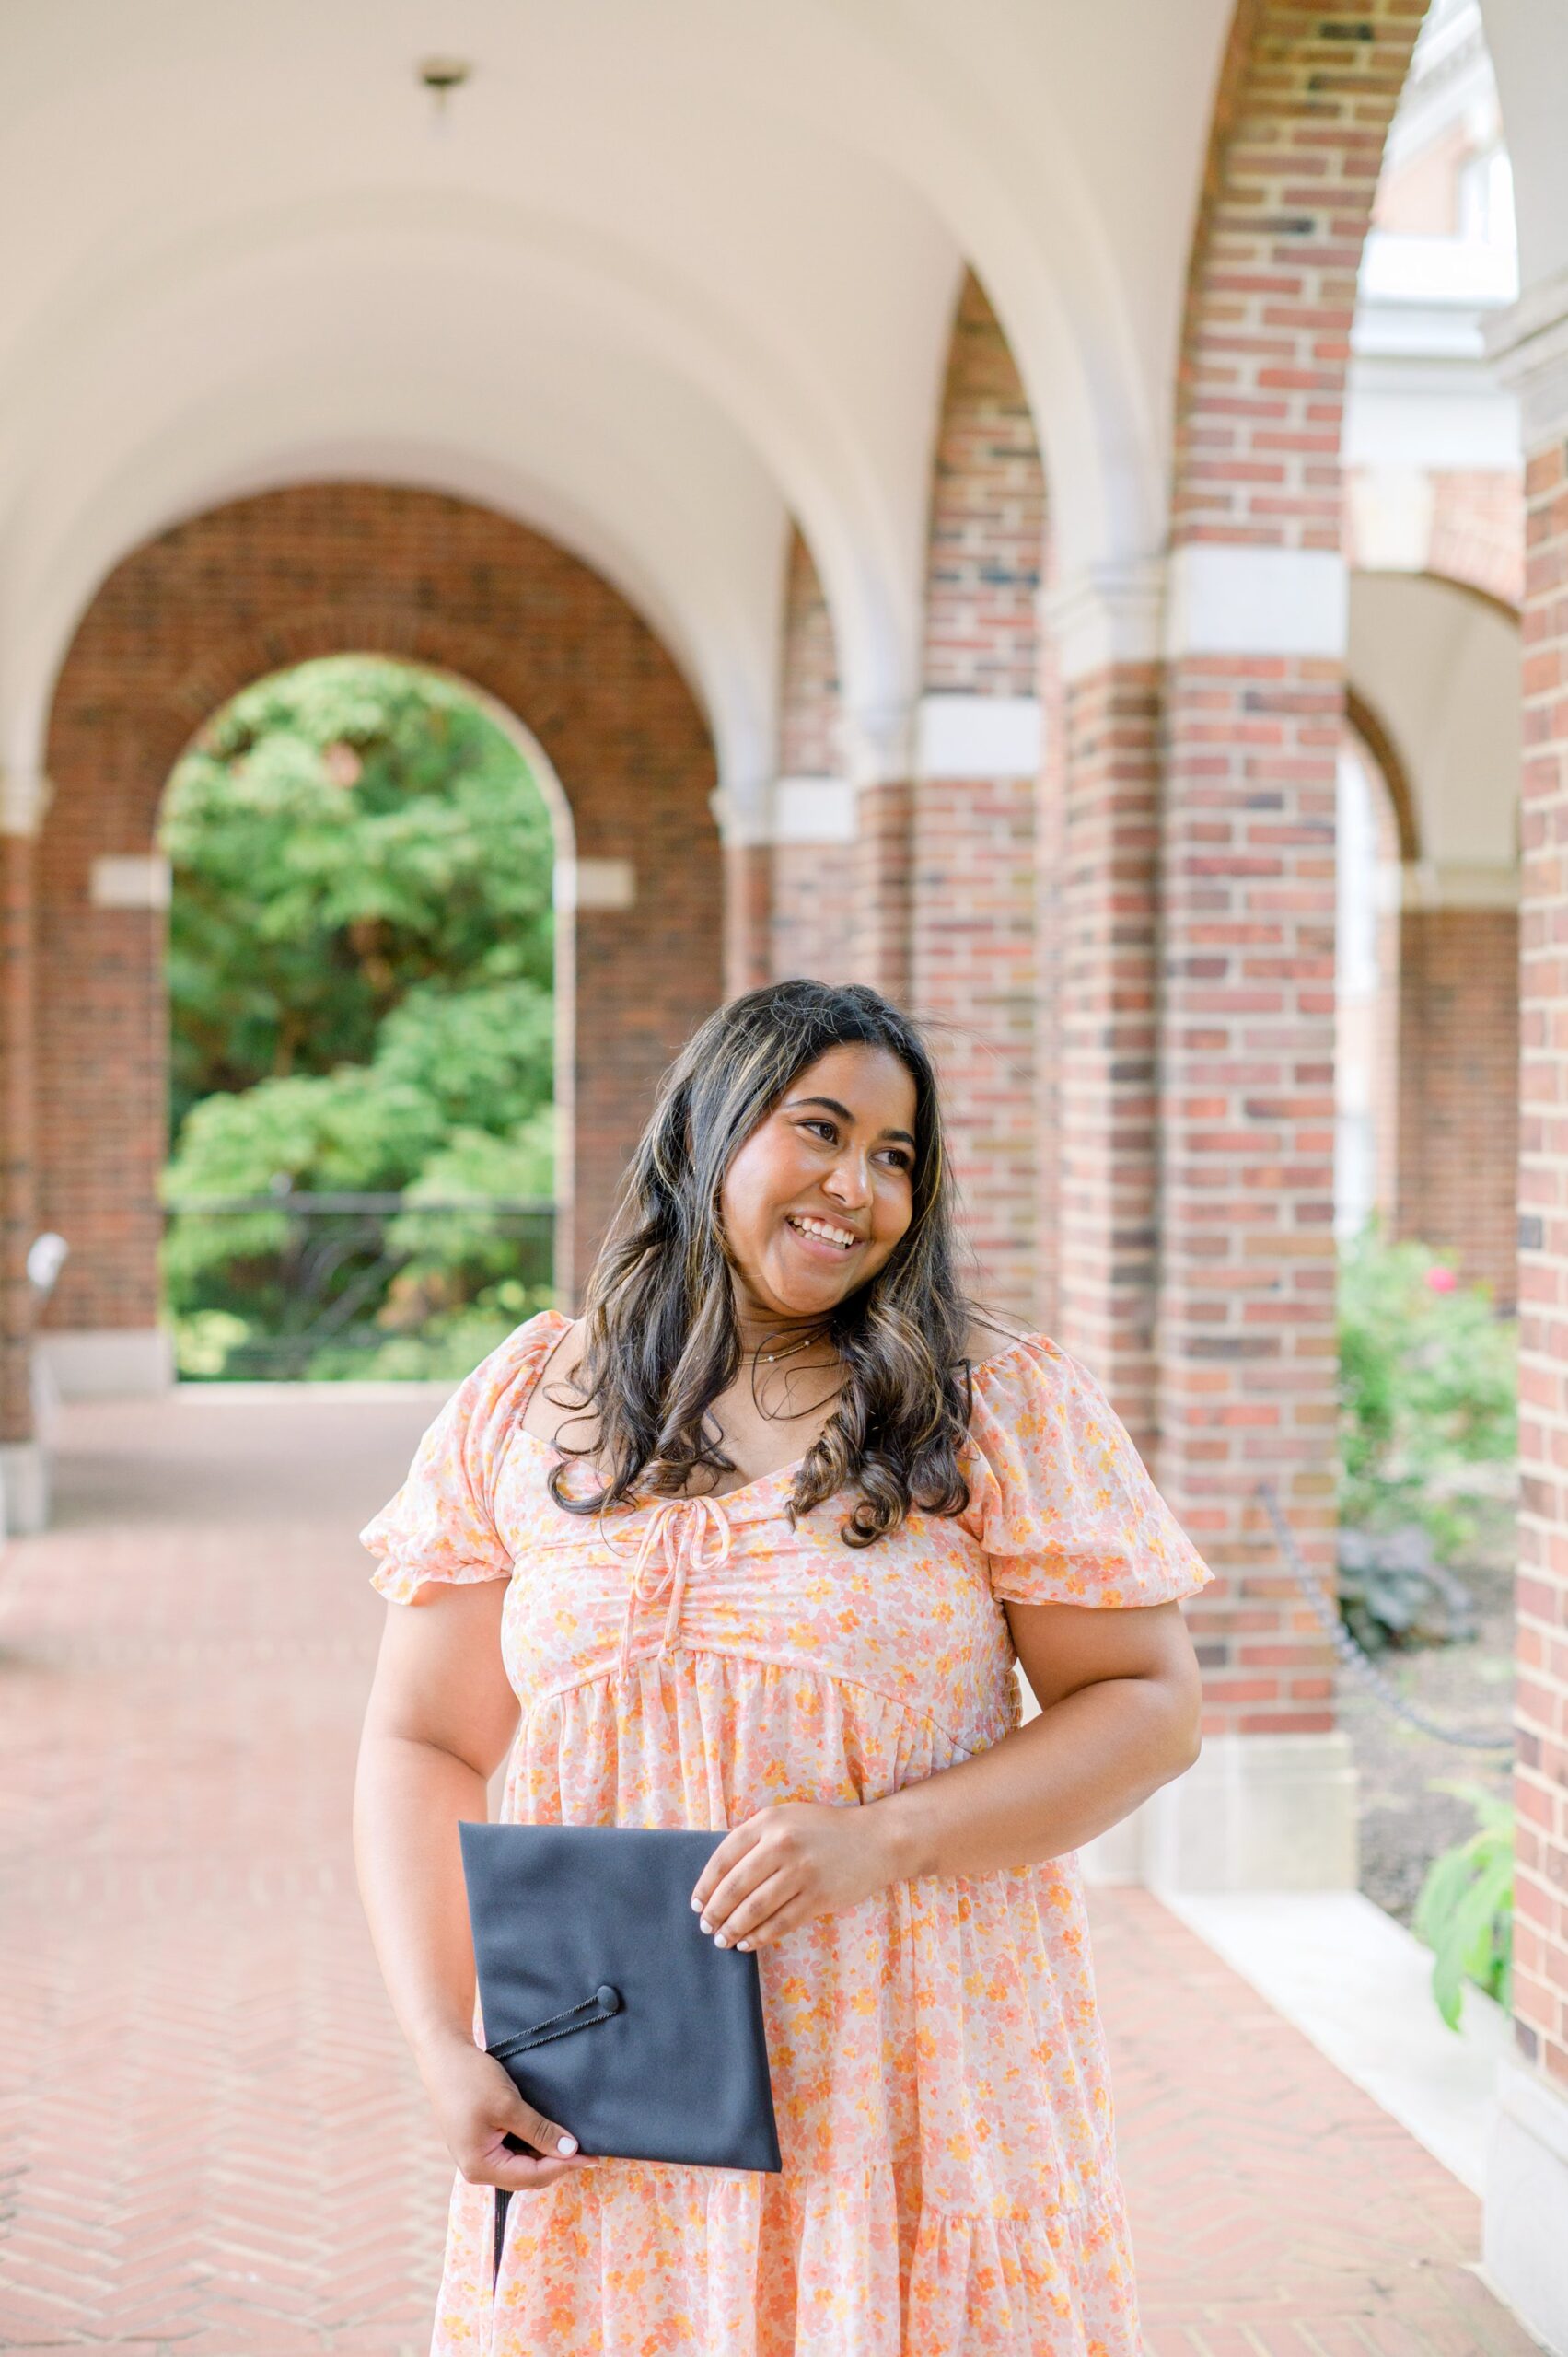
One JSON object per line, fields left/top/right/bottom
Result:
{"left": 0, "top": 1394, "right": 1540, "bottom": 2354}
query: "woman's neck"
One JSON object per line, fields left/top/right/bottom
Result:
{"left": 731, "top": 1300, "right": 834, "bottom": 1359}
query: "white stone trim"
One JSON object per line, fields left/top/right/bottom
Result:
{"left": 1166, "top": 1890, "right": 1507, "bottom": 2199}
{"left": 772, "top": 776, "right": 857, "bottom": 844}
{"left": 1042, "top": 560, "right": 1165, "bottom": 683}
{"left": 1082, "top": 1729, "right": 1359, "bottom": 1893}
{"left": 90, "top": 853, "right": 171, "bottom": 910}
{"left": 841, "top": 702, "right": 915, "bottom": 792}
{"left": 36, "top": 1328, "right": 175, "bottom": 1399}
{"left": 914, "top": 693, "right": 1041, "bottom": 780}
{"left": 1487, "top": 262, "right": 1568, "bottom": 449}
{"left": 1485, "top": 2060, "right": 1568, "bottom": 2355}
{"left": 553, "top": 856, "right": 635, "bottom": 912}
{"left": 0, "top": 1439, "right": 50, "bottom": 1536}
{"left": 1166, "top": 545, "right": 1349, "bottom": 660}
{"left": 1403, "top": 858, "right": 1518, "bottom": 911}
{"left": 0, "top": 766, "right": 52, "bottom": 838}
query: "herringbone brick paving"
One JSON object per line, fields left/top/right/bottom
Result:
{"left": 0, "top": 1395, "right": 1541, "bottom": 2354}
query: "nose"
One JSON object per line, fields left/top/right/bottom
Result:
{"left": 822, "top": 1145, "right": 872, "bottom": 1208}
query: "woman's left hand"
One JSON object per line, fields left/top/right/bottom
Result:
{"left": 691, "top": 1801, "right": 897, "bottom": 1953}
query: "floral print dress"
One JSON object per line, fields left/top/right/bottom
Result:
{"left": 363, "top": 1309, "right": 1212, "bottom": 2356}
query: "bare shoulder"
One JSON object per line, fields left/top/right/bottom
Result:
{"left": 517, "top": 1315, "right": 597, "bottom": 1448}
{"left": 960, "top": 1312, "right": 1034, "bottom": 1371}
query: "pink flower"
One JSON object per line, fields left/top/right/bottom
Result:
{"left": 1424, "top": 1263, "right": 1458, "bottom": 1294}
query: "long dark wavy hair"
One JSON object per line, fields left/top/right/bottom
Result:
{"left": 545, "top": 979, "right": 1003, "bottom": 1544}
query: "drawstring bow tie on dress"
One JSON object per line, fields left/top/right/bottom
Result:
{"left": 615, "top": 1494, "right": 733, "bottom": 1676}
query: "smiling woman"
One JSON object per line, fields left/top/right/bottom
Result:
{"left": 354, "top": 977, "right": 1212, "bottom": 2356}
{"left": 532, "top": 983, "right": 977, "bottom": 1543}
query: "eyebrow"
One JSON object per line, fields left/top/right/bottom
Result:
{"left": 784, "top": 1094, "right": 917, "bottom": 1150}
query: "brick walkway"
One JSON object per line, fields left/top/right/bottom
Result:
{"left": 0, "top": 1395, "right": 1539, "bottom": 2356}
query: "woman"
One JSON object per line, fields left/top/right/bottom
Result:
{"left": 355, "top": 978, "right": 1211, "bottom": 2355}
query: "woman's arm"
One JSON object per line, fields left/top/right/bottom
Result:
{"left": 691, "top": 1597, "right": 1202, "bottom": 1949}
{"left": 354, "top": 1583, "right": 590, "bottom": 2189}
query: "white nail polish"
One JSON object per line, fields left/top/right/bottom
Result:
{"left": 557, "top": 2134, "right": 577, "bottom": 2154}
{"left": 714, "top": 1932, "right": 728, "bottom": 1948}
{"left": 699, "top": 1918, "right": 712, "bottom": 1934}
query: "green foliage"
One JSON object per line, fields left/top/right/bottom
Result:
{"left": 161, "top": 656, "right": 553, "bottom": 1132}
{"left": 1338, "top": 1223, "right": 1516, "bottom": 1563}
{"left": 160, "top": 657, "right": 557, "bottom": 1378}
{"left": 1411, "top": 1782, "right": 1515, "bottom": 2029}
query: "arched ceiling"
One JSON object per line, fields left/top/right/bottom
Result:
{"left": 7, "top": 3, "right": 1568, "bottom": 824}
{"left": 0, "top": 0, "right": 1240, "bottom": 807}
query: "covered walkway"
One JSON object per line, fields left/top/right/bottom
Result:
{"left": 0, "top": 1395, "right": 1539, "bottom": 2356}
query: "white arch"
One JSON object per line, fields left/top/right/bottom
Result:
{"left": 0, "top": 0, "right": 1244, "bottom": 803}
{"left": 1348, "top": 571, "right": 1521, "bottom": 880}
{"left": 1482, "top": 0, "right": 1568, "bottom": 287}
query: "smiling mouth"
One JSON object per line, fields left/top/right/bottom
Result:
{"left": 785, "top": 1213, "right": 859, "bottom": 1251}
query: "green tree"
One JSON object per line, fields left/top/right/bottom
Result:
{"left": 159, "top": 657, "right": 557, "bottom": 1377}
{"left": 162, "top": 656, "right": 553, "bottom": 1130}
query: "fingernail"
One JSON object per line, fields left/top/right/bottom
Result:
{"left": 714, "top": 1933, "right": 729, "bottom": 1949}
{"left": 737, "top": 1939, "right": 753, "bottom": 1952}
{"left": 690, "top": 1896, "right": 702, "bottom": 1911}
{"left": 698, "top": 1918, "right": 713, "bottom": 1934}
{"left": 557, "top": 2134, "right": 578, "bottom": 2154}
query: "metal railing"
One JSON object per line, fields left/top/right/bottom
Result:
{"left": 162, "top": 1190, "right": 556, "bottom": 1380}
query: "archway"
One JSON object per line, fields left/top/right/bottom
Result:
{"left": 37, "top": 482, "right": 722, "bottom": 1387}
{"left": 156, "top": 654, "right": 569, "bottom": 1382}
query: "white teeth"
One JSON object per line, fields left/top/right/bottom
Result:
{"left": 787, "top": 1215, "right": 855, "bottom": 1248}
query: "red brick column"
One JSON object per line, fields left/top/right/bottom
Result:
{"left": 1395, "top": 900, "right": 1518, "bottom": 1308}
{"left": 910, "top": 273, "right": 1043, "bottom": 1318}
{"left": 0, "top": 810, "right": 39, "bottom": 1470}
{"left": 1153, "top": 0, "right": 1424, "bottom": 1887}
{"left": 723, "top": 844, "right": 772, "bottom": 999}
{"left": 769, "top": 528, "right": 856, "bottom": 987}
{"left": 852, "top": 773, "right": 913, "bottom": 1006}
{"left": 1484, "top": 303, "right": 1568, "bottom": 2328}
{"left": 1039, "top": 579, "right": 1164, "bottom": 1455}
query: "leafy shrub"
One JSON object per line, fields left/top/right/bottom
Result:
{"left": 1339, "top": 1223, "right": 1516, "bottom": 1565}
{"left": 1411, "top": 1782, "right": 1514, "bottom": 2029}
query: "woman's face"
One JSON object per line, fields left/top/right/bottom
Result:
{"left": 718, "top": 1043, "right": 919, "bottom": 1323}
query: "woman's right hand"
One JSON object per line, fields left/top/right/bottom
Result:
{"left": 418, "top": 2030, "right": 593, "bottom": 2193}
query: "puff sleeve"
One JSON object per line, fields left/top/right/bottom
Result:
{"left": 961, "top": 1334, "right": 1213, "bottom": 1610}
{"left": 360, "top": 1312, "right": 561, "bottom": 1604}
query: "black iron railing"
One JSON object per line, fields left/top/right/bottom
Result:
{"left": 162, "top": 1191, "right": 556, "bottom": 1381}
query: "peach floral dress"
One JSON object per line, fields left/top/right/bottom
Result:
{"left": 363, "top": 1309, "right": 1212, "bottom": 2356}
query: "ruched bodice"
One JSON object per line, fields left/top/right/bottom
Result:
{"left": 364, "top": 1310, "right": 1212, "bottom": 2356}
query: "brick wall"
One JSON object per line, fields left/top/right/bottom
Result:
{"left": 1514, "top": 430, "right": 1568, "bottom": 2092}
{"left": 0, "top": 835, "right": 37, "bottom": 1440}
{"left": 1166, "top": 0, "right": 1425, "bottom": 1741}
{"left": 770, "top": 529, "right": 856, "bottom": 988}
{"left": 1428, "top": 470, "right": 1525, "bottom": 612}
{"left": 1344, "top": 465, "right": 1525, "bottom": 612}
{"left": 778, "top": 528, "right": 842, "bottom": 779}
{"left": 724, "top": 845, "right": 772, "bottom": 998}
{"left": 40, "top": 482, "right": 721, "bottom": 1329}
{"left": 911, "top": 272, "right": 1042, "bottom": 1319}
{"left": 1396, "top": 903, "right": 1519, "bottom": 1310}
{"left": 1051, "top": 660, "right": 1163, "bottom": 1453}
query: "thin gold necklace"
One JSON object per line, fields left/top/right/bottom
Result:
{"left": 752, "top": 1324, "right": 831, "bottom": 1366}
